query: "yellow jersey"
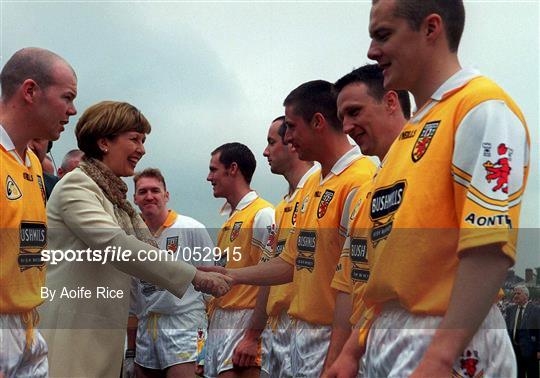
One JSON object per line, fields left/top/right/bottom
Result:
{"left": 0, "top": 130, "right": 47, "bottom": 313}
{"left": 361, "top": 69, "right": 530, "bottom": 315}
{"left": 215, "top": 191, "right": 274, "bottom": 310}
{"left": 281, "top": 147, "right": 376, "bottom": 325}
{"left": 331, "top": 179, "right": 373, "bottom": 325}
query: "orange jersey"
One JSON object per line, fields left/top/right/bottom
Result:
{"left": 0, "top": 133, "right": 47, "bottom": 313}
{"left": 215, "top": 192, "right": 274, "bottom": 310}
{"left": 360, "top": 70, "right": 530, "bottom": 315}
{"left": 280, "top": 147, "right": 376, "bottom": 325}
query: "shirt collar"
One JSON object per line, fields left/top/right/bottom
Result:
{"left": 331, "top": 145, "right": 361, "bottom": 176}
{"left": 284, "top": 163, "right": 320, "bottom": 203}
{"left": 162, "top": 209, "right": 178, "bottom": 228}
{"left": 220, "top": 190, "right": 258, "bottom": 216}
{"left": 430, "top": 67, "right": 482, "bottom": 101}
{"left": 410, "top": 68, "right": 482, "bottom": 124}
{"left": 298, "top": 163, "right": 320, "bottom": 189}
{"left": 0, "top": 124, "right": 31, "bottom": 166}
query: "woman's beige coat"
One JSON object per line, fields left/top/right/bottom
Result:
{"left": 40, "top": 169, "right": 196, "bottom": 377}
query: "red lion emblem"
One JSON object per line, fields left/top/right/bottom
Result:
{"left": 483, "top": 143, "right": 511, "bottom": 193}
{"left": 456, "top": 349, "right": 485, "bottom": 378}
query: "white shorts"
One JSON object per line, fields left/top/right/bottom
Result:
{"left": 290, "top": 317, "right": 331, "bottom": 377}
{"left": 264, "top": 310, "right": 293, "bottom": 378}
{"left": 205, "top": 308, "right": 262, "bottom": 377}
{"left": 0, "top": 313, "right": 48, "bottom": 378}
{"left": 363, "top": 303, "right": 516, "bottom": 377}
{"left": 135, "top": 309, "right": 207, "bottom": 370}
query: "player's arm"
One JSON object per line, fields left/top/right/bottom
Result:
{"left": 322, "top": 187, "right": 359, "bottom": 371}
{"left": 323, "top": 291, "right": 353, "bottom": 373}
{"left": 323, "top": 327, "right": 363, "bottom": 378}
{"left": 200, "top": 256, "right": 294, "bottom": 286}
{"left": 412, "top": 246, "right": 511, "bottom": 376}
{"left": 233, "top": 286, "right": 270, "bottom": 367}
{"left": 232, "top": 207, "right": 275, "bottom": 367}
{"left": 412, "top": 99, "right": 529, "bottom": 376}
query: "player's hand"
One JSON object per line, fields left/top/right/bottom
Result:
{"left": 197, "top": 265, "right": 239, "bottom": 285}
{"left": 322, "top": 351, "right": 359, "bottom": 378}
{"left": 194, "top": 364, "right": 204, "bottom": 376}
{"left": 232, "top": 334, "right": 259, "bottom": 367}
{"left": 197, "top": 265, "right": 227, "bottom": 274}
{"left": 122, "top": 349, "right": 135, "bottom": 378}
{"left": 192, "top": 270, "right": 232, "bottom": 297}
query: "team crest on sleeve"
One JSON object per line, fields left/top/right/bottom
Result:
{"left": 483, "top": 143, "right": 512, "bottom": 193}
{"left": 165, "top": 236, "right": 179, "bottom": 253}
{"left": 453, "top": 349, "right": 484, "bottom": 378}
{"left": 230, "top": 221, "right": 243, "bottom": 242}
{"left": 317, "top": 189, "right": 335, "bottom": 218}
{"left": 411, "top": 120, "right": 440, "bottom": 162}
{"left": 6, "top": 175, "right": 22, "bottom": 200}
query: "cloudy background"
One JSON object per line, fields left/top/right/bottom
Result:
{"left": 2, "top": 1, "right": 538, "bottom": 276}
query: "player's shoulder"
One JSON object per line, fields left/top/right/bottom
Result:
{"left": 254, "top": 196, "right": 274, "bottom": 210}
{"left": 173, "top": 214, "right": 207, "bottom": 229}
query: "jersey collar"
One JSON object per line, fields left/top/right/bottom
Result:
{"left": 410, "top": 68, "right": 482, "bottom": 124}
{"left": 284, "top": 163, "right": 320, "bottom": 203}
{"left": 431, "top": 67, "right": 481, "bottom": 101}
{"left": 320, "top": 145, "right": 362, "bottom": 185}
{"left": 0, "top": 124, "right": 31, "bottom": 166}
{"left": 148, "top": 209, "right": 178, "bottom": 238}
{"left": 220, "top": 190, "right": 258, "bottom": 216}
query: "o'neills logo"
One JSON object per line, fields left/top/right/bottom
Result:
{"left": 370, "top": 181, "right": 406, "bottom": 220}
{"left": 296, "top": 229, "right": 316, "bottom": 272}
{"left": 18, "top": 221, "right": 46, "bottom": 271}
{"left": 369, "top": 181, "right": 406, "bottom": 246}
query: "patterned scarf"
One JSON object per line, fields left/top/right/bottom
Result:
{"left": 78, "top": 156, "right": 157, "bottom": 248}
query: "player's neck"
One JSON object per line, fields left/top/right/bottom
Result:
{"left": 412, "top": 56, "right": 461, "bottom": 110}
{"left": 226, "top": 185, "right": 251, "bottom": 212}
{"left": 0, "top": 108, "right": 31, "bottom": 158}
{"left": 318, "top": 135, "right": 353, "bottom": 178}
{"left": 284, "top": 162, "right": 313, "bottom": 196}
{"left": 144, "top": 210, "right": 168, "bottom": 235}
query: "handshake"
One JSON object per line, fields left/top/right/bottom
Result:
{"left": 191, "top": 266, "right": 237, "bottom": 297}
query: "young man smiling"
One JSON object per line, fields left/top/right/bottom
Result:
{"left": 128, "top": 168, "right": 214, "bottom": 378}
{"left": 326, "top": 1, "right": 530, "bottom": 377}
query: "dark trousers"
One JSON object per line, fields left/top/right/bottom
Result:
{"left": 515, "top": 346, "right": 539, "bottom": 378}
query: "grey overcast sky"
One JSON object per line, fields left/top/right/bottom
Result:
{"left": 1, "top": 1, "right": 538, "bottom": 276}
